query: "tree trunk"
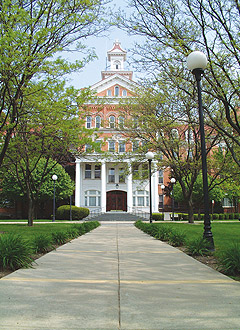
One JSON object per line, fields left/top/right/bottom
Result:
{"left": 187, "top": 198, "right": 194, "bottom": 223}
{"left": 28, "top": 197, "right": 35, "bottom": 226}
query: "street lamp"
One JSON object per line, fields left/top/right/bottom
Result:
{"left": 187, "top": 51, "right": 214, "bottom": 250}
{"left": 146, "top": 151, "right": 154, "bottom": 223}
{"left": 52, "top": 174, "right": 58, "bottom": 222}
{"left": 161, "top": 184, "right": 165, "bottom": 220}
{"left": 170, "top": 178, "right": 176, "bottom": 221}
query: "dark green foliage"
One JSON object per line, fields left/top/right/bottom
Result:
{"left": 186, "top": 237, "right": 211, "bottom": 256}
{"left": 56, "top": 205, "right": 89, "bottom": 220}
{"left": 73, "top": 224, "right": 86, "bottom": 235}
{"left": 32, "top": 234, "right": 54, "bottom": 254}
{"left": 66, "top": 228, "right": 79, "bottom": 239}
{"left": 135, "top": 221, "right": 186, "bottom": 247}
{"left": 217, "top": 243, "right": 240, "bottom": 276}
{"left": 0, "top": 234, "right": 33, "bottom": 270}
{"left": 168, "top": 231, "right": 186, "bottom": 247}
{"left": 51, "top": 231, "right": 68, "bottom": 245}
{"left": 152, "top": 213, "right": 164, "bottom": 221}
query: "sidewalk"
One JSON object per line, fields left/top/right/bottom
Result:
{"left": 0, "top": 222, "right": 240, "bottom": 330}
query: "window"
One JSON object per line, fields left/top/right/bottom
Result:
{"left": 94, "top": 140, "right": 102, "bottom": 152}
{"left": 115, "top": 86, "right": 119, "bottom": 96}
{"left": 119, "top": 168, "right": 125, "bottom": 183}
{"left": 119, "top": 141, "right": 125, "bottom": 153}
{"left": 95, "top": 116, "right": 101, "bottom": 128}
{"left": 223, "top": 198, "right": 233, "bottom": 207}
{"left": 109, "top": 116, "right": 115, "bottom": 128}
{"left": 133, "top": 191, "right": 149, "bottom": 207}
{"left": 85, "top": 164, "right": 92, "bottom": 179}
{"left": 85, "top": 144, "right": 92, "bottom": 152}
{"left": 114, "top": 61, "right": 121, "bottom": 70}
{"left": 86, "top": 116, "right": 92, "bottom": 129}
{"left": 85, "top": 190, "right": 101, "bottom": 207}
{"left": 132, "top": 163, "right": 139, "bottom": 179}
{"left": 95, "top": 165, "right": 101, "bottom": 179}
{"left": 108, "top": 141, "right": 115, "bottom": 152}
{"left": 107, "top": 89, "right": 112, "bottom": 96}
{"left": 108, "top": 168, "right": 115, "bottom": 183}
{"left": 122, "top": 90, "right": 127, "bottom": 96}
{"left": 118, "top": 116, "right": 124, "bottom": 129}
{"left": 132, "top": 141, "right": 139, "bottom": 152}
{"left": 159, "top": 170, "right": 163, "bottom": 184}
{"left": 171, "top": 128, "right": 179, "bottom": 139}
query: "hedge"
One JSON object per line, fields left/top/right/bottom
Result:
{"left": 56, "top": 205, "right": 89, "bottom": 220}
{"left": 152, "top": 213, "right": 164, "bottom": 221}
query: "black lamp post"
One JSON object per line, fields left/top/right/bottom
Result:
{"left": 146, "top": 151, "right": 154, "bottom": 223}
{"left": 187, "top": 51, "right": 214, "bottom": 250}
{"left": 161, "top": 184, "right": 165, "bottom": 220}
{"left": 170, "top": 178, "right": 176, "bottom": 221}
{"left": 52, "top": 174, "right": 58, "bottom": 222}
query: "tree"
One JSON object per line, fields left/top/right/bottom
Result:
{"left": 1, "top": 158, "right": 74, "bottom": 222}
{"left": 0, "top": 0, "right": 107, "bottom": 166}
{"left": 116, "top": 0, "right": 240, "bottom": 167}
{"left": 1, "top": 80, "right": 98, "bottom": 225}
{"left": 120, "top": 84, "right": 232, "bottom": 223}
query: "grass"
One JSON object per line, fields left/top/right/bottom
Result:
{"left": 0, "top": 223, "right": 80, "bottom": 240}
{"left": 152, "top": 222, "right": 240, "bottom": 250}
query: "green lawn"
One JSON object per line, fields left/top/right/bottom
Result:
{"left": 152, "top": 222, "right": 240, "bottom": 251}
{"left": 0, "top": 223, "right": 79, "bottom": 240}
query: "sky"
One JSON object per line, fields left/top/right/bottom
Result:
{"left": 64, "top": 29, "right": 143, "bottom": 89}
{"left": 62, "top": 0, "right": 145, "bottom": 89}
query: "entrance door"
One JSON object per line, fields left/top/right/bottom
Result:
{"left": 106, "top": 190, "right": 127, "bottom": 212}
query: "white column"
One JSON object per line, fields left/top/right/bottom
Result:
{"left": 75, "top": 160, "right": 81, "bottom": 207}
{"left": 127, "top": 161, "right": 133, "bottom": 212}
{"left": 152, "top": 162, "right": 159, "bottom": 212}
{"left": 101, "top": 161, "right": 106, "bottom": 212}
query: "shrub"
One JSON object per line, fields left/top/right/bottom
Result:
{"left": 182, "top": 213, "right": 189, "bottom": 221}
{"left": 152, "top": 213, "right": 164, "bottom": 221}
{"left": 224, "top": 213, "right": 229, "bottom": 220}
{"left": 168, "top": 230, "right": 186, "bottom": 247}
{"left": 193, "top": 214, "right": 199, "bottom": 221}
{"left": 218, "top": 213, "right": 224, "bottom": 220}
{"left": 51, "top": 231, "right": 68, "bottom": 245}
{"left": 213, "top": 213, "right": 219, "bottom": 220}
{"left": 66, "top": 228, "right": 79, "bottom": 239}
{"left": 32, "top": 234, "right": 54, "bottom": 254}
{"left": 56, "top": 205, "right": 89, "bottom": 220}
{"left": 217, "top": 243, "right": 240, "bottom": 276}
{"left": 154, "top": 225, "right": 172, "bottom": 241}
{"left": 186, "top": 237, "right": 211, "bottom": 256}
{"left": 0, "top": 234, "right": 33, "bottom": 270}
{"left": 234, "top": 213, "right": 240, "bottom": 220}
{"left": 228, "top": 213, "right": 234, "bottom": 220}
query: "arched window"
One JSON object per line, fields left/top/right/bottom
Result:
{"left": 114, "top": 61, "right": 121, "bottom": 70}
{"left": 107, "top": 89, "right": 112, "bottom": 96}
{"left": 115, "top": 86, "right": 119, "bottom": 96}
{"left": 109, "top": 115, "right": 115, "bottom": 128}
{"left": 122, "top": 90, "right": 127, "bottom": 96}
{"left": 95, "top": 116, "right": 101, "bottom": 128}
{"left": 86, "top": 116, "right": 92, "bottom": 128}
{"left": 85, "top": 190, "right": 101, "bottom": 207}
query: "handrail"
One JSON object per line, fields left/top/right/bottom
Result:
{"left": 127, "top": 207, "right": 150, "bottom": 220}
{"left": 85, "top": 207, "right": 104, "bottom": 220}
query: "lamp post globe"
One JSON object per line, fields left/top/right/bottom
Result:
{"left": 187, "top": 51, "right": 208, "bottom": 71}
{"left": 146, "top": 151, "right": 154, "bottom": 223}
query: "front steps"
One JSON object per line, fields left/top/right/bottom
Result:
{"left": 87, "top": 211, "right": 146, "bottom": 222}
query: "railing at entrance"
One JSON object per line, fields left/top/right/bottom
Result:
{"left": 129, "top": 207, "right": 149, "bottom": 220}
{"left": 85, "top": 207, "right": 104, "bottom": 220}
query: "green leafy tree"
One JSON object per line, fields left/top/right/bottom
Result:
{"left": 0, "top": 0, "right": 108, "bottom": 166}
{"left": 120, "top": 85, "right": 229, "bottom": 223}
{"left": 116, "top": 0, "right": 240, "bottom": 167}
{"left": 1, "top": 158, "right": 74, "bottom": 223}
{"left": 1, "top": 80, "right": 98, "bottom": 225}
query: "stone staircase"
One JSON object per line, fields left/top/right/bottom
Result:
{"left": 87, "top": 211, "right": 146, "bottom": 222}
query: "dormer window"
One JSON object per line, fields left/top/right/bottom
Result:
{"left": 122, "top": 90, "right": 127, "bottom": 96}
{"left": 115, "top": 86, "right": 119, "bottom": 96}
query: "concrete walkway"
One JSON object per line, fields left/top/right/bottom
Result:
{"left": 0, "top": 222, "right": 240, "bottom": 330}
